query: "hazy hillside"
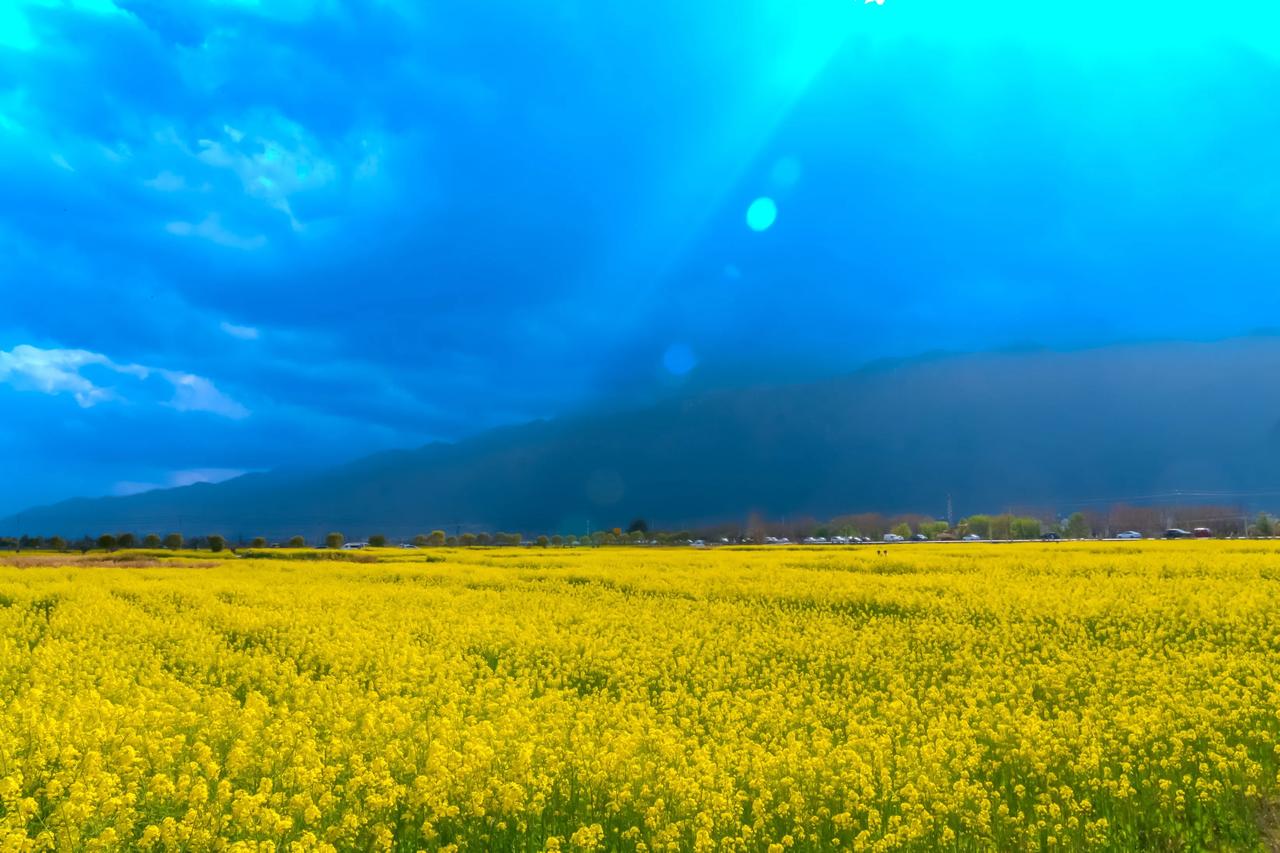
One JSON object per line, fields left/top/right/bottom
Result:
{"left": 7, "top": 339, "right": 1280, "bottom": 538}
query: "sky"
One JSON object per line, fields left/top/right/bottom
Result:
{"left": 1, "top": 0, "right": 1278, "bottom": 515}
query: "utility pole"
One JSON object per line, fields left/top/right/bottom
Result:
{"left": 946, "top": 494, "right": 953, "bottom": 528}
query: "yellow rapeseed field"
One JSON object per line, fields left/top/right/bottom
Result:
{"left": 2, "top": 542, "right": 1280, "bottom": 851}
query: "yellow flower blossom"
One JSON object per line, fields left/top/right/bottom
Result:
{"left": 0, "top": 542, "right": 1278, "bottom": 849}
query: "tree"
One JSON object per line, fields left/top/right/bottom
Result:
{"left": 1010, "top": 517, "right": 1042, "bottom": 539}
{"left": 49, "top": 536, "right": 66, "bottom": 552}
{"left": 1065, "top": 512, "right": 1090, "bottom": 539}
{"left": 919, "top": 520, "right": 949, "bottom": 539}
{"left": 117, "top": 532, "right": 137, "bottom": 549}
{"left": 891, "top": 522, "right": 912, "bottom": 539}
{"left": 551, "top": 535, "right": 563, "bottom": 547}
{"left": 143, "top": 533, "right": 162, "bottom": 548}
{"left": 989, "top": 514, "right": 1015, "bottom": 540}
{"left": 626, "top": 518, "right": 649, "bottom": 534}
{"left": 428, "top": 530, "right": 446, "bottom": 547}
{"left": 163, "top": 533, "right": 183, "bottom": 550}
{"left": 325, "top": 532, "right": 344, "bottom": 549}
{"left": 98, "top": 534, "right": 117, "bottom": 552}
{"left": 459, "top": 533, "right": 477, "bottom": 547}
{"left": 413, "top": 534, "right": 430, "bottom": 547}
{"left": 964, "top": 515, "right": 992, "bottom": 539}
{"left": 368, "top": 534, "right": 387, "bottom": 548}
{"left": 536, "top": 535, "right": 550, "bottom": 547}
{"left": 288, "top": 536, "right": 306, "bottom": 548}
{"left": 208, "top": 535, "right": 226, "bottom": 553}
{"left": 475, "top": 533, "right": 492, "bottom": 546}
{"left": 251, "top": 537, "right": 267, "bottom": 548}
{"left": 1255, "top": 513, "right": 1274, "bottom": 537}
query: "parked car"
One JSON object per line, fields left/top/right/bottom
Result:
{"left": 399, "top": 544, "right": 418, "bottom": 549}
{"left": 1163, "top": 528, "right": 1193, "bottom": 539}
{"left": 883, "top": 533, "right": 904, "bottom": 542}
{"left": 962, "top": 534, "right": 982, "bottom": 541}
{"left": 1193, "top": 527, "right": 1212, "bottom": 538}
{"left": 1115, "top": 530, "right": 1143, "bottom": 539}
{"left": 910, "top": 533, "right": 928, "bottom": 541}
{"left": 1041, "top": 532, "right": 1061, "bottom": 541}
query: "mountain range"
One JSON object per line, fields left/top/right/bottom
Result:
{"left": 6, "top": 338, "right": 1280, "bottom": 539}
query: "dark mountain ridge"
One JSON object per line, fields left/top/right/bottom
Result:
{"left": 6, "top": 338, "right": 1280, "bottom": 538}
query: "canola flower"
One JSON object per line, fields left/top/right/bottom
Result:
{"left": 1, "top": 542, "right": 1280, "bottom": 851}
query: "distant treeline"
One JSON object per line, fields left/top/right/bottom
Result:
{"left": 0, "top": 529, "right": 535, "bottom": 553}
{"left": 734, "top": 504, "right": 1274, "bottom": 542}
{"left": 1, "top": 505, "right": 1276, "bottom": 552}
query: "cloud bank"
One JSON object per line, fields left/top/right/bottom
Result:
{"left": 0, "top": 0, "right": 1277, "bottom": 514}
{"left": 0, "top": 344, "right": 246, "bottom": 417}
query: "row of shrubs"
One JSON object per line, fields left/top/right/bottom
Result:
{"left": 4, "top": 525, "right": 665, "bottom": 553}
{"left": 0, "top": 531, "right": 528, "bottom": 553}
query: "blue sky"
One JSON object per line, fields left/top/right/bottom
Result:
{"left": 1, "top": 0, "right": 1278, "bottom": 514}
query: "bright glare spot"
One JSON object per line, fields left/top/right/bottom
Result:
{"left": 663, "top": 344, "right": 697, "bottom": 376}
{"left": 0, "top": 5, "right": 37, "bottom": 51}
{"left": 746, "top": 197, "right": 777, "bottom": 232}
{"left": 771, "top": 157, "right": 802, "bottom": 189}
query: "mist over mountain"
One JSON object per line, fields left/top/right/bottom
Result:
{"left": 7, "top": 338, "right": 1280, "bottom": 539}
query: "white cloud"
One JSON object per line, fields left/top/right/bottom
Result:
{"left": 113, "top": 468, "right": 248, "bottom": 497}
{"left": 194, "top": 119, "right": 337, "bottom": 230}
{"left": 113, "top": 480, "right": 162, "bottom": 496}
{"left": 0, "top": 344, "right": 145, "bottom": 407}
{"left": 160, "top": 370, "right": 250, "bottom": 419}
{"left": 0, "top": 344, "right": 249, "bottom": 418}
{"left": 169, "top": 467, "right": 247, "bottom": 487}
{"left": 144, "top": 170, "right": 187, "bottom": 191}
{"left": 166, "top": 213, "right": 265, "bottom": 250}
{"left": 219, "top": 320, "right": 260, "bottom": 340}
